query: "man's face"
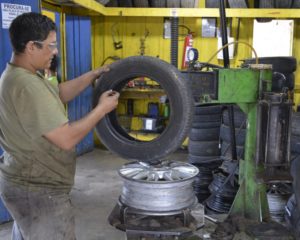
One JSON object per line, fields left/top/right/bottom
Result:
{"left": 31, "top": 31, "right": 58, "bottom": 70}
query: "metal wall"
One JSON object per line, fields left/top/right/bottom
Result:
{"left": 66, "top": 15, "right": 94, "bottom": 155}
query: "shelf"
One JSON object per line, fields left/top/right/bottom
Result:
{"left": 129, "top": 131, "right": 159, "bottom": 141}
{"left": 120, "top": 88, "right": 166, "bottom": 99}
{"left": 67, "top": 0, "right": 300, "bottom": 18}
{"left": 128, "top": 131, "right": 189, "bottom": 146}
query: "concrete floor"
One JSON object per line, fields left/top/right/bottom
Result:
{"left": 1, "top": 148, "right": 293, "bottom": 239}
{"left": 0, "top": 148, "right": 208, "bottom": 240}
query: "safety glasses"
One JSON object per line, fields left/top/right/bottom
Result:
{"left": 33, "top": 40, "right": 58, "bottom": 51}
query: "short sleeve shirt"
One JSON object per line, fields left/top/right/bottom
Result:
{"left": 0, "top": 64, "right": 76, "bottom": 191}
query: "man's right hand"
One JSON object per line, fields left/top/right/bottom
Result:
{"left": 97, "top": 90, "right": 119, "bottom": 114}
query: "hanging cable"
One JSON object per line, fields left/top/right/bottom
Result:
{"left": 206, "top": 41, "right": 259, "bottom": 66}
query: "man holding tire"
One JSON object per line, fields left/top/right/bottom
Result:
{"left": 0, "top": 12, "right": 119, "bottom": 240}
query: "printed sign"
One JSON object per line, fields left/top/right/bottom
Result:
{"left": 1, "top": 3, "right": 31, "bottom": 29}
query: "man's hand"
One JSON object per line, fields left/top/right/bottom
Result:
{"left": 97, "top": 90, "right": 119, "bottom": 114}
{"left": 94, "top": 65, "right": 110, "bottom": 79}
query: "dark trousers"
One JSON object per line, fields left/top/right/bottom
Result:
{"left": 0, "top": 178, "right": 76, "bottom": 240}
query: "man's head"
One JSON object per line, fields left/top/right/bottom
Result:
{"left": 9, "top": 12, "right": 58, "bottom": 71}
{"left": 9, "top": 12, "right": 57, "bottom": 54}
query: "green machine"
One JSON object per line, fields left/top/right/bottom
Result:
{"left": 196, "top": 64, "right": 292, "bottom": 222}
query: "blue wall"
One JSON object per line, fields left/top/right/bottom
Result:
{"left": 65, "top": 15, "right": 94, "bottom": 155}
{"left": 0, "top": 0, "right": 40, "bottom": 72}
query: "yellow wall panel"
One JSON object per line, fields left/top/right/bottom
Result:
{"left": 42, "top": 9, "right": 55, "bottom": 21}
{"left": 92, "top": 13, "right": 300, "bottom": 110}
{"left": 92, "top": 16, "right": 256, "bottom": 68}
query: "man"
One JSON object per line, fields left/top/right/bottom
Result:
{"left": 0, "top": 12, "right": 119, "bottom": 240}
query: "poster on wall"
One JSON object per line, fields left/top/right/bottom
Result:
{"left": 252, "top": 19, "right": 294, "bottom": 57}
{"left": 1, "top": 3, "right": 31, "bottom": 29}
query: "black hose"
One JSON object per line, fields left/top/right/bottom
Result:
{"left": 171, "top": 17, "right": 179, "bottom": 68}
{"left": 228, "top": 105, "right": 237, "bottom": 160}
{"left": 219, "top": 0, "right": 230, "bottom": 68}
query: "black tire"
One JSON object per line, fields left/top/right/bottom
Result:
{"left": 290, "top": 156, "right": 300, "bottom": 232}
{"left": 285, "top": 194, "right": 300, "bottom": 237}
{"left": 228, "top": 0, "right": 248, "bottom": 8}
{"left": 149, "top": 0, "right": 166, "bottom": 7}
{"left": 192, "top": 121, "right": 221, "bottom": 129}
{"left": 293, "top": 0, "right": 300, "bottom": 8}
{"left": 221, "top": 141, "right": 245, "bottom": 159}
{"left": 242, "top": 57, "right": 297, "bottom": 73}
{"left": 220, "top": 124, "right": 246, "bottom": 145}
{"left": 181, "top": 0, "right": 196, "bottom": 8}
{"left": 194, "top": 104, "right": 223, "bottom": 115}
{"left": 222, "top": 106, "right": 247, "bottom": 128}
{"left": 193, "top": 114, "right": 222, "bottom": 123}
{"left": 256, "top": 0, "right": 274, "bottom": 22}
{"left": 118, "top": 0, "right": 133, "bottom": 7}
{"left": 290, "top": 155, "right": 300, "bottom": 180}
{"left": 188, "top": 140, "right": 220, "bottom": 156}
{"left": 189, "top": 155, "right": 223, "bottom": 168}
{"left": 96, "top": 0, "right": 110, "bottom": 5}
{"left": 292, "top": 112, "right": 300, "bottom": 136}
{"left": 93, "top": 56, "right": 193, "bottom": 162}
{"left": 106, "top": 0, "right": 118, "bottom": 6}
{"left": 291, "top": 135, "right": 300, "bottom": 155}
{"left": 275, "top": 0, "right": 293, "bottom": 8}
{"left": 133, "top": 0, "right": 149, "bottom": 7}
{"left": 205, "top": 0, "right": 219, "bottom": 8}
{"left": 272, "top": 72, "right": 295, "bottom": 92}
{"left": 189, "top": 127, "right": 220, "bottom": 141}
{"left": 259, "top": 0, "right": 275, "bottom": 8}
{"left": 166, "top": 0, "right": 180, "bottom": 7}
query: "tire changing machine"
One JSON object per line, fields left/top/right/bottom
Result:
{"left": 201, "top": 64, "right": 293, "bottom": 237}
{"left": 210, "top": 64, "right": 289, "bottom": 214}
{"left": 202, "top": 0, "right": 294, "bottom": 234}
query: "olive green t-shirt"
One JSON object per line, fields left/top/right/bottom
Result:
{"left": 0, "top": 64, "right": 76, "bottom": 191}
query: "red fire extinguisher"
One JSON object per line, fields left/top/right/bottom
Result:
{"left": 181, "top": 33, "right": 193, "bottom": 69}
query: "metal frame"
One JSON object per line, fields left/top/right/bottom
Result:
{"left": 42, "top": 0, "right": 300, "bottom": 18}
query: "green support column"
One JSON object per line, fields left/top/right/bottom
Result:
{"left": 214, "top": 66, "right": 272, "bottom": 221}
{"left": 229, "top": 103, "right": 269, "bottom": 221}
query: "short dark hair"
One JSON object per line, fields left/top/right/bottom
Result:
{"left": 9, "top": 12, "right": 56, "bottom": 54}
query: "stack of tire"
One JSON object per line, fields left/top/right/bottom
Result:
{"left": 204, "top": 105, "right": 245, "bottom": 213}
{"left": 258, "top": 0, "right": 299, "bottom": 8}
{"left": 291, "top": 112, "right": 300, "bottom": 161}
{"left": 242, "top": 57, "right": 297, "bottom": 93}
{"left": 206, "top": 169, "right": 239, "bottom": 214}
{"left": 267, "top": 183, "right": 292, "bottom": 223}
{"left": 220, "top": 105, "right": 246, "bottom": 162}
{"left": 104, "top": 0, "right": 197, "bottom": 7}
{"left": 285, "top": 194, "right": 300, "bottom": 239}
{"left": 285, "top": 112, "right": 300, "bottom": 238}
{"left": 187, "top": 104, "right": 223, "bottom": 203}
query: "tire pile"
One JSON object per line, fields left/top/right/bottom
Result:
{"left": 205, "top": 106, "right": 245, "bottom": 213}
{"left": 285, "top": 112, "right": 300, "bottom": 238}
{"left": 220, "top": 106, "right": 246, "bottom": 161}
{"left": 187, "top": 104, "right": 244, "bottom": 214}
{"left": 291, "top": 112, "right": 300, "bottom": 161}
{"left": 104, "top": 0, "right": 197, "bottom": 7}
{"left": 187, "top": 104, "right": 222, "bottom": 203}
{"left": 267, "top": 183, "right": 292, "bottom": 223}
{"left": 242, "top": 57, "right": 297, "bottom": 93}
{"left": 206, "top": 169, "right": 239, "bottom": 213}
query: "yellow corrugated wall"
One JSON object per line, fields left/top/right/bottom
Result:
{"left": 91, "top": 15, "right": 256, "bottom": 72}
